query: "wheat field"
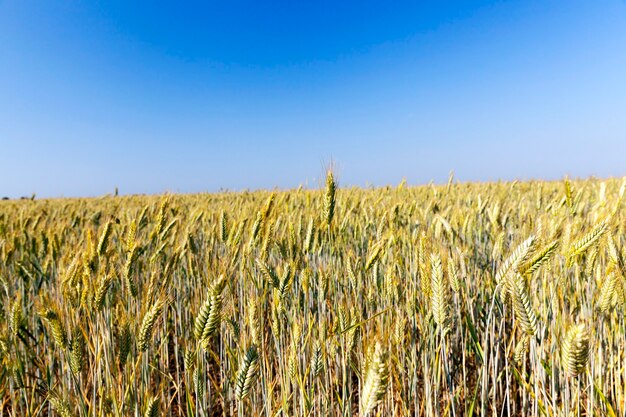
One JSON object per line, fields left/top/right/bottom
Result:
{"left": 1, "top": 175, "right": 625, "bottom": 417}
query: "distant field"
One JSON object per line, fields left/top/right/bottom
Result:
{"left": 1, "top": 175, "right": 625, "bottom": 416}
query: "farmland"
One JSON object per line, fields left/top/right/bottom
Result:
{"left": 1, "top": 175, "right": 625, "bottom": 416}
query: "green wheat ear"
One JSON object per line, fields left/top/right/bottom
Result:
{"left": 310, "top": 340, "right": 324, "bottom": 378}
{"left": 39, "top": 306, "right": 68, "bottom": 350}
{"left": 124, "top": 243, "right": 139, "bottom": 298}
{"left": 193, "top": 275, "right": 226, "bottom": 347}
{"left": 513, "top": 334, "right": 531, "bottom": 364}
{"left": 10, "top": 297, "right": 25, "bottom": 339}
{"left": 235, "top": 345, "right": 260, "bottom": 401}
{"left": 365, "top": 241, "right": 383, "bottom": 272}
{"left": 116, "top": 316, "right": 132, "bottom": 369}
{"left": 69, "top": 326, "right": 86, "bottom": 375}
{"left": 138, "top": 299, "right": 165, "bottom": 352}
{"left": 256, "top": 258, "right": 279, "bottom": 289}
{"left": 97, "top": 220, "right": 113, "bottom": 256}
{"left": 144, "top": 395, "right": 159, "bottom": 417}
{"left": 220, "top": 211, "right": 228, "bottom": 242}
{"left": 93, "top": 273, "right": 114, "bottom": 311}
{"left": 47, "top": 391, "right": 74, "bottom": 417}
{"left": 324, "top": 170, "right": 336, "bottom": 227}
{"left": 561, "top": 323, "right": 590, "bottom": 377}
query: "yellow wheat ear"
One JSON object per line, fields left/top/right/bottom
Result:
{"left": 567, "top": 220, "right": 608, "bottom": 261}
{"left": 509, "top": 273, "right": 538, "bottom": 336}
{"left": 496, "top": 235, "right": 536, "bottom": 286}
{"left": 47, "top": 391, "right": 73, "bottom": 417}
{"left": 430, "top": 253, "right": 450, "bottom": 332}
{"left": 561, "top": 323, "right": 590, "bottom": 377}
{"left": 360, "top": 341, "right": 389, "bottom": 417}
{"left": 598, "top": 273, "right": 618, "bottom": 314}
{"left": 513, "top": 334, "right": 531, "bottom": 364}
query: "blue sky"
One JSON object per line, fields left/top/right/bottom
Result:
{"left": 1, "top": 1, "right": 626, "bottom": 197}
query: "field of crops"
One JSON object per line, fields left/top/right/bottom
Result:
{"left": 1, "top": 175, "right": 625, "bottom": 417}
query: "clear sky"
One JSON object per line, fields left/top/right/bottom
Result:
{"left": 2, "top": 1, "right": 626, "bottom": 198}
